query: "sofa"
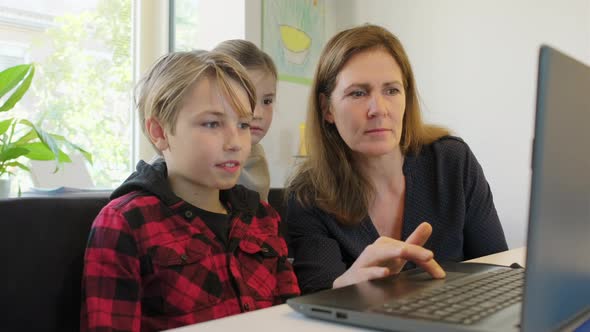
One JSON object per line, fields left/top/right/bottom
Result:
{"left": 0, "top": 188, "right": 287, "bottom": 332}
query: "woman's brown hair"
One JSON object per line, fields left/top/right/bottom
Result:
{"left": 287, "top": 24, "right": 449, "bottom": 224}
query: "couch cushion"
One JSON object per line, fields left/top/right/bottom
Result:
{"left": 0, "top": 194, "right": 110, "bottom": 332}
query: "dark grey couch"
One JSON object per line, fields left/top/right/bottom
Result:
{"left": 0, "top": 188, "right": 287, "bottom": 332}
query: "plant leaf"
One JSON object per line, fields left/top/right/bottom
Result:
{"left": 0, "top": 64, "right": 31, "bottom": 98}
{"left": 18, "top": 142, "right": 54, "bottom": 160}
{"left": 4, "top": 161, "right": 30, "bottom": 172}
{"left": 78, "top": 148, "right": 92, "bottom": 164}
{"left": 0, "top": 64, "right": 35, "bottom": 113}
{"left": 18, "top": 119, "right": 62, "bottom": 163}
{"left": 49, "top": 133, "right": 66, "bottom": 141}
{"left": 0, "top": 147, "right": 29, "bottom": 162}
{"left": 58, "top": 139, "right": 93, "bottom": 164}
{"left": 0, "top": 118, "right": 15, "bottom": 136}
{"left": 12, "top": 129, "right": 38, "bottom": 145}
{"left": 57, "top": 149, "right": 72, "bottom": 163}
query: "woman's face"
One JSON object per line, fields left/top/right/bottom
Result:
{"left": 324, "top": 48, "right": 406, "bottom": 157}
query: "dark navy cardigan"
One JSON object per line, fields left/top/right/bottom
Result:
{"left": 287, "top": 136, "right": 508, "bottom": 294}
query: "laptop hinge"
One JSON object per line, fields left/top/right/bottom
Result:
{"left": 555, "top": 306, "right": 590, "bottom": 332}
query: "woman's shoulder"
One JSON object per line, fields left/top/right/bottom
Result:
{"left": 407, "top": 135, "right": 476, "bottom": 175}
{"left": 286, "top": 192, "right": 318, "bottom": 216}
{"left": 431, "top": 135, "right": 468, "bottom": 150}
{"left": 285, "top": 192, "right": 335, "bottom": 228}
{"left": 423, "top": 135, "right": 474, "bottom": 161}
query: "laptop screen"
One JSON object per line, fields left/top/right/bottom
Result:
{"left": 523, "top": 46, "right": 590, "bottom": 331}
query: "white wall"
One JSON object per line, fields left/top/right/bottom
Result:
{"left": 195, "top": 0, "right": 245, "bottom": 50}
{"left": 247, "top": 0, "right": 590, "bottom": 248}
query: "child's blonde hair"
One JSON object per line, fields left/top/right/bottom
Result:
{"left": 135, "top": 50, "right": 257, "bottom": 151}
{"left": 214, "top": 40, "right": 278, "bottom": 79}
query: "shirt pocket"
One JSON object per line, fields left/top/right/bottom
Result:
{"left": 148, "top": 238, "right": 223, "bottom": 314}
{"left": 237, "top": 234, "right": 282, "bottom": 301}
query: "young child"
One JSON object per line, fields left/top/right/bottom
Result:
{"left": 214, "top": 40, "right": 277, "bottom": 202}
{"left": 80, "top": 51, "right": 299, "bottom": 332}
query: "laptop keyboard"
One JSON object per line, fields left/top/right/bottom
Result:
{"left": 372, "top": 268, "right": 525, "bottom": 325}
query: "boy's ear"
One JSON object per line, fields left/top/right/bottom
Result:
{"left": 146, "top": 118, "right": 169, "bottom": 151}
{"left": 320, "top": 93, "right": 334, "bottom": 123}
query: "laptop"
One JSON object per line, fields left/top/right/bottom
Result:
{"left": 287, "top": 45, "right": 590, "bottom": 332}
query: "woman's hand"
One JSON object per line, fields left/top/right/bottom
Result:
{"left": 332, "top": 222, "right": 446, "bottom": 289}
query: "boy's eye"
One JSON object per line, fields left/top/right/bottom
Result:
{"left": 202, "top": 121, "right": 220, "bottom": 128}
{"left": 239, "top": 122, "right": 251, "bottom": 129}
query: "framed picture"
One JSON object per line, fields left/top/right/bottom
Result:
{"left": 262, "top": 0, "right": 325, "bottom": 85}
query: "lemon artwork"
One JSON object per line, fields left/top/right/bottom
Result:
{"left": 279, "top": 25, "right": 312, "bottom": 65}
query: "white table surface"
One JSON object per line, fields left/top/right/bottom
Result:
{"left": 167, "top": 247, "right": 527, "bottom": 332}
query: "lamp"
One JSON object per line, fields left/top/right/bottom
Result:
{"left": 297, "top": 123, "right": 307, "bottom": 157}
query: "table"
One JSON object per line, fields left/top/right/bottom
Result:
{"left": 168, "top": 247, "right": 527, "bottom": 332}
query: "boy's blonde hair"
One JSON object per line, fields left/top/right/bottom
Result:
{"left": 214, "top": 40, "right": 278, "bottom": 79}
{"left": 135, "top": 50, "right": 257, "bottom": 151}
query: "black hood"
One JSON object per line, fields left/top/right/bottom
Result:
{"left": 110, "top": 159, "right": 260, "bottom": 214}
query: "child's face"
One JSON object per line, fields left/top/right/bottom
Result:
{"left": 159, "top": 76, "right": 252, "bottom": 192}
{"left": 247, "top": 69, "right": 276, "bottom": 145}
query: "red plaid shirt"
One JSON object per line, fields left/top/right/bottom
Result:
{"left": 81, "top": 187, "right": 300, "bottom": 331}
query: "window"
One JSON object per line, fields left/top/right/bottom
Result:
{"left": 0, "top": 42, "right": 28, "bottom": 69}
{"left": 1, "top": 0, "right": 246, "bottom": 190}
{"left": 0, "top": 0, "right": 133, "bottom": 188}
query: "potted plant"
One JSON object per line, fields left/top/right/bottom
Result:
{"left": 0, "top": 63, "right": 91, "bottom": 197}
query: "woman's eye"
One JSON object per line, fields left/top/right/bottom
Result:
{"left": 386, "top": 88, "right": 401, "bottom": 95}
{"left": 350, "top": 90, "right": 366, "bottom": 97}
{"left": 202, "top": 121, "right": 220, "bottom": 128}
{"left": 263, "top": 98, "right": 274, "bottom": 105}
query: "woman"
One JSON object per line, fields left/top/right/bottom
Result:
{"left": 286, "top": 24, "right": 508, "bottom": 294}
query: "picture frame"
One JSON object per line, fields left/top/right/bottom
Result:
{"left": 262, "top": 0, "right": 325, "bottom": 85}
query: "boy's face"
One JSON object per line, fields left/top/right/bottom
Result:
{"left": 247, "top": 69, "right": 276, "bottom": 145}
{"left": 155, "top": 76, "right": 252, "bottom": 192}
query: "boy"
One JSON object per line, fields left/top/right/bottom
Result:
{"left": 80, "top": 51, "right": 299, "bottom": 332}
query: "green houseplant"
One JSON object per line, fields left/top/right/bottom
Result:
{"left": 0, "top": 63, "right": 91, "bottom": 196}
